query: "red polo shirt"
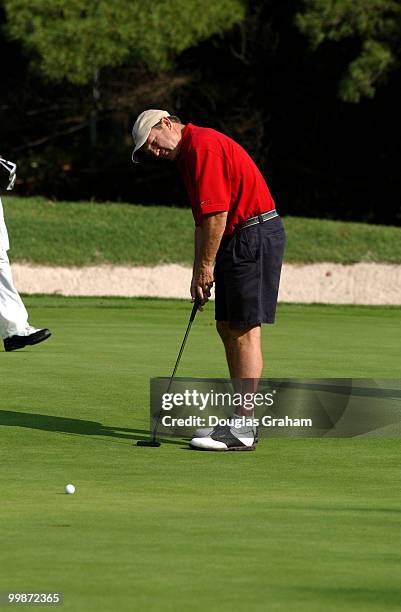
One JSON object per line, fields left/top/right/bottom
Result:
{"left": 176, "top": 123, "right": 276, "bottom": 235}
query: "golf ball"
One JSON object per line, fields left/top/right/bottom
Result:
{"left": 65, "top": 484, "right": 75, "bottom": 495}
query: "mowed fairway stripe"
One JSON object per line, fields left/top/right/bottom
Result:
{"left": 1, "top": 297, "right": 401, "bottom": 611}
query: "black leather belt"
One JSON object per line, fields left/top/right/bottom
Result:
{"left": 240, "top": 209, "right": 278, "bottom": 230}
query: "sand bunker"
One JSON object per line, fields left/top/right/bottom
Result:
{"left": 10, "top": 262, "right": 401, "bottom": 305}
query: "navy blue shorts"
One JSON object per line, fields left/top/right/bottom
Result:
{"left": 214, "top": 216, "right": 286, "bottom": 327}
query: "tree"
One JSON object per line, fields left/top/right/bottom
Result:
{"left": 296, "top": 0, "right": 401, "bottom": 102}
{"left": 3, "top": 0, "right": 246, "bottom": 150}
{"left": 3, "top": 0, "right": 246, "bottom": 84}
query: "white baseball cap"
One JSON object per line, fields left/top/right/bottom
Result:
{"left": 131, "top": 109, "right": 170, "bottom": 163}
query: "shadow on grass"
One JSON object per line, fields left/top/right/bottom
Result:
{"left": 0, "top": 409, "right": 184, "bottom": 445}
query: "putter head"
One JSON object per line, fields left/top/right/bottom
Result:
{"left": 136, "top": 440, "right": 161, "bottom": 447}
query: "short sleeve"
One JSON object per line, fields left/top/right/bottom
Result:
{"left": 194, "top": 148, "right": 231, "bottom": 217}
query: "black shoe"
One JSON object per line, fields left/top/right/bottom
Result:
{"left": 4, "top": 328, "right": 52, "bottom": 352}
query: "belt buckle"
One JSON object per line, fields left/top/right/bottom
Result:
{"left": 258, "top": 214, "right": 265, "bottom": 224}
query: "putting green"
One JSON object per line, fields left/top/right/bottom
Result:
{"left": 1, "top": 297, "right": 401, "bottom": 611}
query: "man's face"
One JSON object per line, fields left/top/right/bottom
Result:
{"left": 142, "top": 118, "right": 181, "bottom": 161}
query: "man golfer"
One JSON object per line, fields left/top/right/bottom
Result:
{"left": 0, "top": 156, "right": 51, "bottom": 351}
{"left": 132, "top": 110, "right": 285, "bottom": 451}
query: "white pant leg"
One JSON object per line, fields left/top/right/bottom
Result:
{"left": 0, "top": 246, "right": 31, "bottom": 340}
{"left": 0, "top": 197, "right": 10, "bottom": 252}
{"left": 0, "top": 196, "right": 31, "bottom": 338}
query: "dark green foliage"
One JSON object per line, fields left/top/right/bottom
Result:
{"left": 296, "top": 0, "right": 401, "bottom": 102}
{"left": 3, "top": 0, "right": 245, "bottom": 84}
{"left": 1, "top": 1, "right": 400, "bottom": 223}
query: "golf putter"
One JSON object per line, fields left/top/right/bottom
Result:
{"left": 137, "top": 298, "right": 201, "bottom": 447}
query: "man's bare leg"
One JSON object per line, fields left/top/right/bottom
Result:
{"left": 189, "top": 321, "right": 260, "bottom": 449}
{"left": 216, "top": 321, "right": 262, "bottom": 417}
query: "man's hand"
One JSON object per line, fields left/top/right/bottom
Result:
{"left": 191, "top": 264, "right": 214, "bottom": 306}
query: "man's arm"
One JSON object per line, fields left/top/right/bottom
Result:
{"left": 190, "top": 226, "right": 202, "bottom": 302}
{"left": 191, "top": 211, "right": 228, "bottom": 305}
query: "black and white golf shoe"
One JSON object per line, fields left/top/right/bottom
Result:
{"left": 190, "top": 423, "right": 256, "bottom": 451}
{"left": 192, "top": 419, "right": 259, "bottom": 444}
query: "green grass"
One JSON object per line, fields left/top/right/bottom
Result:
{"left": 3, "top": 196, "right": 401, "bottom": 265}
{"left": 1, "top": 297, "right": 401, "bottom": 611}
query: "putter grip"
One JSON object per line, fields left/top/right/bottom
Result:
{"left": 190, "top": 299, "right": 201, "bottom": 322}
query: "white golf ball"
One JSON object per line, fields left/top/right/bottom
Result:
{"left": 65, "top": 484, "right": 75, "bottom": 495}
